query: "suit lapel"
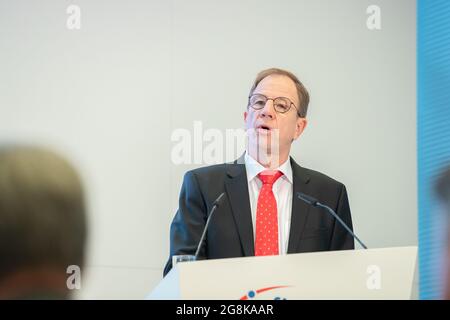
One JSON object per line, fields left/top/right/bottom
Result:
{"left": 287, "top": 158, "right": 312, "bottom": 253}
{"left": 225, "top": 158, "right": 254, "bottom": 256}
{"left": 224, "top": 156, "right": 312, "bottom": 256}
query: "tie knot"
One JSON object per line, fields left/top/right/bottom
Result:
{"left": 258, "top": 170, "right": 283, "bottom": 185}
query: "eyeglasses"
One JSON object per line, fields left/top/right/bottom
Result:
{"left": 248, "top": 94, "right": 300, "bottom": 115}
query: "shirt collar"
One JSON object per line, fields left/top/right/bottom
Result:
{"left": 244, "top": 151, "right": 293, "bottom": 184}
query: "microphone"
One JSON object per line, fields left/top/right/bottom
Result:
{"left": 194, "top": 192, "right": 226, "bottom": 259}
{"left": 297, "top": 192, "right": 368, "bottom": 249}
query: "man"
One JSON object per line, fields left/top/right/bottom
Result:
{"left": 0, "top": 146, "right": 87, "bottom": 299}
{"left": 164, "top": 68, "right": 354, "bottom": 276}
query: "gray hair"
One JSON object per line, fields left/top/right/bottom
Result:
{"left": 0, "top": 146, "right": 87, "bottom": 280}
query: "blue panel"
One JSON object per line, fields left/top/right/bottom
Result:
{"left": 418, "top": 0, "right": 450, "bottom": 300}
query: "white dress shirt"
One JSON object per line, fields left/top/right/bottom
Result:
{"left": 244, "top": 152, "right": 293, "bottom": 255}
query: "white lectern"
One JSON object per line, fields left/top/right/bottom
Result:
{"left": 149, "top": 246, "right": 417, "bottom": 300}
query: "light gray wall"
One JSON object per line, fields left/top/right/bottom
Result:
{"left": 0, "top": 0, "right": 416, "bottom": 299}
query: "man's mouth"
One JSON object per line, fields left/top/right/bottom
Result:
{"left": 256, "top": 125, "right": 271, "bottom": 132}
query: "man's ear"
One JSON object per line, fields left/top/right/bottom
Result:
{"left": 244, "top": 111, "right": 248, "bottom": 122}
{"left": 293, "top": 117, "right": 307, "bottom": 140}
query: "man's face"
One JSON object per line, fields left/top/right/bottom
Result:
{"left": 244, "top": 74, "right": 307, "bottom": 164}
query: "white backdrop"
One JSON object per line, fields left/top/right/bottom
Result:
{"left": 0, "top": 0, "right": 416, "bottom": 299}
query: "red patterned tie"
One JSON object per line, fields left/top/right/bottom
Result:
{"left": 255, "top": 170, "right": 283, "bottom": 256}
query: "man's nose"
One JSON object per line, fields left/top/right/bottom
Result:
{"left": 260, "top": 99, "right": 276, "bottom": 119}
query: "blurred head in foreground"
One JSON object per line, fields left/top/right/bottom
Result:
{"left": 436, "top": 166, "right": 450, "bottom": 300}
{"left": 0, "top": 146, "right": 86, "bottom": 299}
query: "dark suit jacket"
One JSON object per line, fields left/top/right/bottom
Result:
{"left": 163, "top": 157, "right": 354, "bottom": 276}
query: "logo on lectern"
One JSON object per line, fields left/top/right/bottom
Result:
{"left": 239, "top": 286, "right": 291, "bottom": 300}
